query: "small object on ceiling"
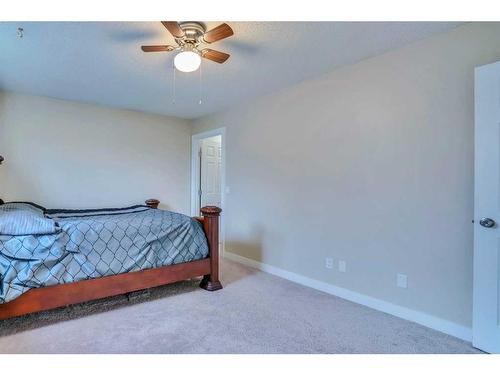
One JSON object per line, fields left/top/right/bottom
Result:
{"left": 141, "top": 21, "right": 233, "bottom": 73}
{"left": 16, "top": 27, "right": 23, "bottom": 38}
{"left": 0, "top": 155, "right": 4, "bottom": 164}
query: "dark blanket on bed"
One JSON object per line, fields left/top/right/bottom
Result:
{"left": 0, "top": 204, "right": 208, "bottom": 304}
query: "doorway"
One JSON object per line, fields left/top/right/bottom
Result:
{"left": 191, "top": 128, "right": 225, "bottom": 253}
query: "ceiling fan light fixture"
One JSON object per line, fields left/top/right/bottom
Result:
{"left": 174, "top": 50, "right": 201, "bottom": 73}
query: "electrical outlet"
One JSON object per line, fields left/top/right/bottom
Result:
{"left": 338, "top": 260, "right": 347, "bottom": 273}
{"left": 397, "top": 274, "right": 408, "bottom": 289}
{"left": 325, "top": 257, "right": 334, "bottom": 269}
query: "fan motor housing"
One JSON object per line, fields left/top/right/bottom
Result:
{"left": 178, "top": 22, "right": 206, "bottom": 44}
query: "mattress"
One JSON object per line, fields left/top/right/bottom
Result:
{"left": 0, "top": 204, "right": 208, "bottom": 303}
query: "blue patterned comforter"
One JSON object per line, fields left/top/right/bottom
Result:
{"left": 0, "top": 204, "right": 208, "bottom": 304}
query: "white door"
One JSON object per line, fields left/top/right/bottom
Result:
{"left": 200, "top": 135, "right": 222, "bottom": 208}
{"left": 473, "top": 61, "right": 500, "bottom": 353}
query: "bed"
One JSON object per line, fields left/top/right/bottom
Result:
{"left": 0, "top": 198, "right": 222, "bottom": 320}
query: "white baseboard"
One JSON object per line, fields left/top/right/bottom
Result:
{"left": 224, "top": 251, "right": 472, "bottom": 342}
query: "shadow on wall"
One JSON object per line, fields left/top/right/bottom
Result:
{"left": 226, "top": 241, "right": 262, "bottom": 262}
{"left": 0, "top": 165, "right": 5, "bottom": 202}
{"left": 0, "top": 152, "right": 28, "bottom": 205}
{"left": 223, "top": 224, "right": 265, "bottom": 284}
{"left": 223, "top": 241, "right": 262, "bottom": 286}
{"left": 158, "top": 203, "right": 175, "bottom": 211}
{"left": 0, "top": 93, "right": 7, "bottom": 200}
{"left": 0, "top": 92, "right": 52, "bottom": 204}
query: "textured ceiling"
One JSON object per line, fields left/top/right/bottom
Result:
{"left": 0, "top": 22, "right": 462, "bottom": 119}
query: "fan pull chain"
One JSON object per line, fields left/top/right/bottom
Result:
{"left": 172, "top": 62, "right": 176, "bottom": 105}
{"left": 198, "top": 61, "right": 203, "bottom": 105}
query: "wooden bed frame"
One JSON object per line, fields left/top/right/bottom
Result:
{"left": 0, "top": 199, "right": 222, "bottom": 320}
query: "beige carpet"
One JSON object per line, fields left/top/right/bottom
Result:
{"left": 0, "top": 259, "right": 481, "bottom": 354}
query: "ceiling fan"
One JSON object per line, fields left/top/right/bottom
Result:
{"left": 141, "top": 21, "right": 233, "bottom": 73}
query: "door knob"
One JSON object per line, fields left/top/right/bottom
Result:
{"left": 479, "top": 217, "right": 496, "bottom": 228}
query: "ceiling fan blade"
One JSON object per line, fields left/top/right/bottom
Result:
{"left": 161, "top": 21, "right": 185, "bottom": 38}
{"left": 203, "top": 23, "right": 234, "bottom": 43}
{"left": 141, "top": 45, "right": 175, "bottom": 52}
{"left": 202, "top": 49, "right": 230, "bottom": 64}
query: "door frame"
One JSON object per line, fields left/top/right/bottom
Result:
{"left": 191, "top": 127, "right": 226, "bottom": 254}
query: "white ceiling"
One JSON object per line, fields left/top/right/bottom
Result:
{"left": 0, "top": 22, "right": 462, "bottom": 119}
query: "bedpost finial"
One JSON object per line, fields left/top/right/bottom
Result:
{"left": 145, "top": 199, "right": 160, "bottom": 209}
{"left": 200, "top": 206, "right": 222, "bottom": 216}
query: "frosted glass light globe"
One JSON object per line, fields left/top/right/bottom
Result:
{"left": 174, "top": 51, "right": 201, "bottom": 73}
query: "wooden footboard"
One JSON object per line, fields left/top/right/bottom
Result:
{"left": 0, "top": 200, "right": 222, "bottom": 320}
{"left": 196, "top": 206, "right": 223, "bottom": 291}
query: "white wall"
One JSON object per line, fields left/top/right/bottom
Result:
{"left": 192, "top": 22, "right": 500, "bottom": 328}
{"left": 0, "top": 92, "right": 191, "bottom": 213}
